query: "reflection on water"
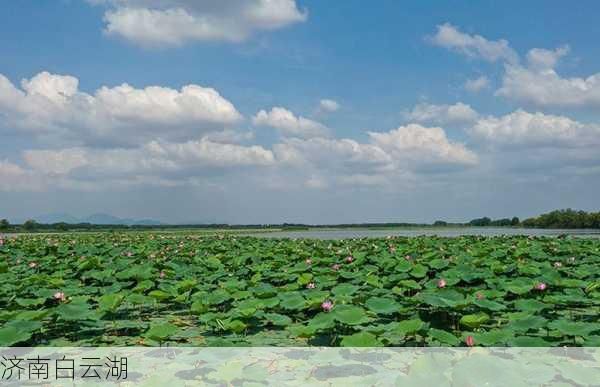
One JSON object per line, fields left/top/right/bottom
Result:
{"left": 248, "top": 227, "right": 600, "bottom": 240}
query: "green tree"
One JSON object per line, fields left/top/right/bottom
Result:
{"left": 54, "top": 222, "right": 69, "bottom": 231}
{"left": 469, "top": 217, "right": 491, "bottom": 227}
{"left": 0, "top": 219, "right": 9, "bottom": 231}
{"left": 23, "top": 219, "right": 38, "bottom": 231}
{"left": 510, "top": 217, "right": 520, "bottom": 226}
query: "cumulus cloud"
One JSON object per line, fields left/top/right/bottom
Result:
{"left": 469, "top": 110, "right": 600, "bottom": 148}
{"left": 369, "top": 124, "right": 478, "bottom": 170}
{"left": 526, "top": 45, "right": 570, "bottom": 71}
{"left": 252, "top": 107, "right": 330, "bottom": 138}
{"left": 275, "top": 124, "right": 477, "bottom": 176}
{"left": 23, "top": 138, "right": 275, "bottom": 179}
{"left": 464, "top": 76, "right": 490, "bottom": 92}
{"left": 429, "top": 23, "right": 518, "bottom": 63}
{"left": 0, "top": 71, "right": 242, "bottom": 146}
{"left": 317, "top": 99, "right": 340, "bottom": 114}
{"left": 403, "top": 102, "right": 479, "bottom": 126}
{"left": 274, "top": 137, "right": 391, "bottom": 170}
{"left": 430, "top": 24, "right": 600, "bottom": 110}
{"left": 92, "top": 0, "right": 307, "bottom": 47}
{"left": 496, "top": 51, "right": 600, "bottom": 108}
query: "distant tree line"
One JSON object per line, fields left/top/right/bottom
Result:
{"left": 1, "top": 209, "right": 598, "bottom": 233}
{"left": 521, "top": 209, "right": 600, "bottom": 229}
{"left": 468, "top": 217, "right": 520, "bottom": 227}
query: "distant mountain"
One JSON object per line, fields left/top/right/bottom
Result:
{"left": 31, "top": 213, "right": 163, "bottom": 226}
{"left": 35, "top": 213, "right": 82, "bottom": 224}
{"left": 84, "top": 213, "right": 128, "bottom": 225}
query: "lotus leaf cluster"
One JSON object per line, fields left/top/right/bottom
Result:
{"left": 0, "top": 233, "right": 599, "bottom": 346}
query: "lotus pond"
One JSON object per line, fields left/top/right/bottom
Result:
{"left": 0, "top": 233, "right": 599, "bottom": 347}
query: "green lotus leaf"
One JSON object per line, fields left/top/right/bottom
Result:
{"left": 279, "top": 294, "right": 306, "bottom": 310}
{"left": 418, "top": 289, "right": 466, "bottom": 308}
{"left": 410, "top": 264, "right": 428, "bottom": 278}
{"left": 428, "top": 259, "right": 449, "bottom": 270}
{"left": 56, "top": 300, "right": 96, "bottom": 321}
{"left": 471, "top": 329, "right": 514, "bottom": 346}
{"left": 98, "top": 293, "right": 124, "bottom": 312}
{"left": 428, "top": 328, "right": 460, "bottom": 345}
{"left": 514, "top": 299, "right": 550, "bottom": 312}
{"left": 263, "top": 313, "right": 293, "bottom": 326}
{"left": 0, "top": 326, "right": 32, "bottom": 346}
{"left": 394, "top": 319, "right": 425, "bottom": 335}
{"left": 506, "top": 315, "right": 548, "bottom": 332}
{"left": 460, "top": 313, "right": 490, "bottom": 329}
{"left": 473, "top": 298, "right": 506, "bottom": 311}
{"left": 207, "top": 290, "right": 231, "bottom": 305}
{"left": 340, "top": 331, "right": 381, "bottom": 347}
{"left": 332, "top": 305, "right": 369, "bottom": 325}
{"left": 145, "top": 322, "right": 178, "bottom": 340}
{"left": 547, "top": 320, "right": 599, "bottom": 336}
{"left": 331, "top": 283, "right": 359, "bottom": 297}
{"left": 307, "top": 312, "right": 336, "bottom": 330}
{"left": 364, "top": 297, "right": 400, "bottom": 315}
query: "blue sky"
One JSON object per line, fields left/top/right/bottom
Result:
{"left": 1, "top": 1, "right": 599, "bottom": 224}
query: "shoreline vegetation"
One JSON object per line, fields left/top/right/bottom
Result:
{"left": 1, "top": 209, "right": 599, "bottom": 234}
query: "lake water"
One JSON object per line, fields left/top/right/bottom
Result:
{"left": 247, "top": 227, "right": 600, "bottom": 239}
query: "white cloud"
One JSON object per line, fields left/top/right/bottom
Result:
{"left": 0, "top": 71, "right": 242, "bottom": 146}
{"left": 429, "top": 23, "right": 518, "bottom": 63}
{"left": 23, "top": 138, "right": 275, "bottom": 178}
{"left": 369, "top": 124, "right": 478, "bottom": 169}
{"left": 201, "top": 129, "right": 255, "bottom": 144}
{"left": 253, "top": 107, "right": 330, "bottom": 138}
{"left": 274, "top": 137, "right": 391, "bottom": 169}
{"left": 275, "top": 124, "right": 477, "bottom": 174}
{"left": 429, "top": 24, "right": 600, "bottom": 110}
{"left": 496, "top": 55, "right": 600, "bottom": 108}
{"left": 526, "top": 45, "right": 569, "bottom": 71}
{"left": 93, "top": 0, "right": 307, "bottom": 47}
{"left": 469, "top": 110, "right": 600, "bottom": 148}
{"left": 464, "top": 76, "right": 490, "bottom": 92}
{"left": 0, "top": 161, "right": 45, "bottom": 192}
{"left": 403, "top": 102, "right": 479, "bottom": 126}
{"left": 317, "top": 99, "right": 340, "bottom": 113}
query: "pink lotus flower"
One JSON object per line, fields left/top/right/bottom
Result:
{"left": 437, "top": 278, "right": 447, "bottom": 288}
{"left": 332, "top": 263, "right": 341, "bottom": 271}
{"left": 0, "top": 238, "right": 4, "bottom": 246}
{"left": 404, "top": 255, "right": 412, "bottom": 261}
{"left": 159, "top": 271, "right": 166, "bottom": 279}
{"left": 53, "top": 292, "right": 66, "bottom": 302}
{"left": 305, "top": 258, "right": 312, "bottom": 265}
{"left": 306, "top": 282, "right": 316, "bottom": 289}
{"left": 345, "top": 255, "right": 354, "bottom": 263}
{"left": 553, "top": 261, "right": 562, "bottom": 268}
{"left": 535, "top": 282, "right": 547, "bottom": 291}
{"left": 476, "top": 292, "right": 485, "bottom": 300}
{"left": 321, "top": 299, "right": 334, "bottom": 312}
{"left": 125, "top": 252, "right": 133, "bottom": 257}
{"left": 28, "top": 261, "right": 37, "bottom": 269}
{"left": 465, "top": 335, "right": 475, "bottom": 347}
{"left": 389, "top": 246, "right": 396, "bottom": 253}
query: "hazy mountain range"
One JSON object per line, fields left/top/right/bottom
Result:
{"left": 25, "top": 213, "right": 164, "bottom": 226}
